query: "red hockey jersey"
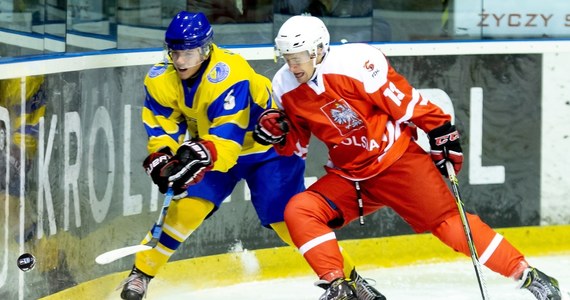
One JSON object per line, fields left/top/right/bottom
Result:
{"left": 272, "top": 43, "right": 451, "bottom": 180}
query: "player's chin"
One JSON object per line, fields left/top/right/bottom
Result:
{"left": 295, "top": 74, "right": 309, "bottom": 84}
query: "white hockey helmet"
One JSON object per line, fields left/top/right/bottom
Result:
{"left": 275, "top": 15, "right": 330, "bottom": 58}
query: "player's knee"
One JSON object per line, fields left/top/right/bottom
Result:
{"left": 432, "top": 213, "right": 482, "bottom": 254}
{"left": 284, "top": 192, "right": 322, "bottom": 217}
{"left": 284, "top": 193, "right": 309, "bottom": 222}
{"left": 173, "top": 197, "right": 214, "bottom": 229}
{"left": 433, "top": 214, "right": 461, "bottom": 250}
{"left": 284, "top": 191, "right": 335, "bottom": 226}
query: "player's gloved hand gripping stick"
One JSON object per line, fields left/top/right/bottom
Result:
{"left": 95, "top": 186, "right": 173, "bottom": 265}
{"left": 95, "top": 140, "right": 215, "bottom": 264}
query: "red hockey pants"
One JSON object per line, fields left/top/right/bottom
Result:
{"left": 284, "top": 142, "right": 525, "bottom": 281}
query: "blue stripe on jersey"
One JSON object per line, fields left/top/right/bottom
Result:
{"left": 144, "top": 124, "right": 165, "bottom": 137}
{"left": 209, "top": 122, "right": 245, "bottom": 145}
{"left": 14, "top": 124, "right": 40, "bottom": 136}
{"left": 11, "top": 90, "right": 46, "bottom": 114}
{"left": 143, "top": 122, "right": 188, "bottom": 140}
{"left": 24, "top": 87, "right": 46, "bottom": 112}
{"left": 158, "top": 232, "right": 181, "bottom": 250}
{"left": 248, "top": 86, "right": 273, "bottom": 130}
{"left": 143, "top": 88, "right": 174, "bottom": 118}
{"left": 207, "top": 81, "right": 250, "bottom": 121}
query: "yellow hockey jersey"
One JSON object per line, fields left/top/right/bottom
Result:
{"left": 142, "top": 44, "right": 277, "bottom": 172}
{"left": 0, "top": 75, "right": 46, "bottom": 157}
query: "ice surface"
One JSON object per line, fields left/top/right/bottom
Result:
{"left": 146, "top": 254, "right": 570, "bottom": 300}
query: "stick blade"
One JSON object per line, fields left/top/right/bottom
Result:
{"left": 95, "top": 245, "right": 153, "bottom": 265}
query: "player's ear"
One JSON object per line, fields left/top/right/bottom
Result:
{"left": 315, "top": 46, "right": 324, "bottom": 62}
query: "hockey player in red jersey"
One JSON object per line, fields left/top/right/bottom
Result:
{"left": 254, "top": 15, "right": 563, "bottom": 300}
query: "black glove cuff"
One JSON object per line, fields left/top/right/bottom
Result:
{"left": 252, "top": 130, "right": 272, "bottom": 146}
{"left": 156, "top": 147, "right": 174, "bottom": 156}
{"left": 428, "top": 122, "right": 454, "bottom": 140}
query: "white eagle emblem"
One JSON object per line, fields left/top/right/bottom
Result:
{"left": 321, "top": 99, "right": 364, "bottom": 136}
{"left": 330, "top": 103, "right": 362, "bottom": 129}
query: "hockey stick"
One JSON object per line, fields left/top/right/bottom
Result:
{"left": 445, "top": 161, "right": 490, "bottom": 300}
{"left": 95, "top": 187, "right": 174, "bottom": 265}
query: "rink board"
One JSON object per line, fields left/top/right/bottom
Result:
{"left": 41, "top": 224, "right": 570, "bottom": 300}
{"left": 1, "top": 40, "right": 568, "bottom": 299}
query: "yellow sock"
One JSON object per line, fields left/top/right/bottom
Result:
{"left": 135, "top": 197, "right": 214, "bottom": 276}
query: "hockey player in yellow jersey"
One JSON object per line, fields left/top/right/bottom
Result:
{"left": 0, "top": 75, "right": 46, "bottom": 195}
{"left": 118, "top": 11, "right": 380, "bottom": 300}
{"left": 0, "top": 75, "right": 46, "bottom": 244}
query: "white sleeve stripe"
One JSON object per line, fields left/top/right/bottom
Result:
{"left": 396, "top": 88, "right": 420, "bottom": 124}
{"left": 478, "top": 233, "right": 504, "bottom": 265}
{"left": 299, "top": 232, "right": 337, "bottom": 255}
{"left": 383, "top": 121, "right": 395, "bottom": 152}
{"left": 419, "top": 92, "right": 429, "bottom": 105}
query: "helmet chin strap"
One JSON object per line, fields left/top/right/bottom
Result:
{"left": 309, "top": 61, "right": 319, "bottom": 82}
{"left": 309, "top": 51, "right": 326, "bottom": 82}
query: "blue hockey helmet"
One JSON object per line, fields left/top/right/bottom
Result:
{"left": 165, "top": 11, "right": 214, "bottom": 52}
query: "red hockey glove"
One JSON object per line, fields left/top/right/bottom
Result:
{"left": 428, "top": 122, "right": 463, "bottom": 176}
{"left": 143, "top": 148, "right": 174, "bottom": 194}
{"left": 161, "top": 140, "right": 217, "bottom": 198}
{"left": 253, "top": 109, "right": 290, "bottom": 146}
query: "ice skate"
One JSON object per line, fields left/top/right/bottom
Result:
{"left": 350, "top": 269, "right": 386, "bottom": 300}
{"left": 519, "top": 267, "right": 562, "bottom": 300}
{"left": 317, "top": 277, "right": 358, "bottom": 300}
{"left": 118, "top": 266, "right": 152, "bottom": 300}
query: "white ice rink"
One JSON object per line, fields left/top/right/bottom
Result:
{"left": 149, "top": 254, "right": 570, "bottom": 300}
